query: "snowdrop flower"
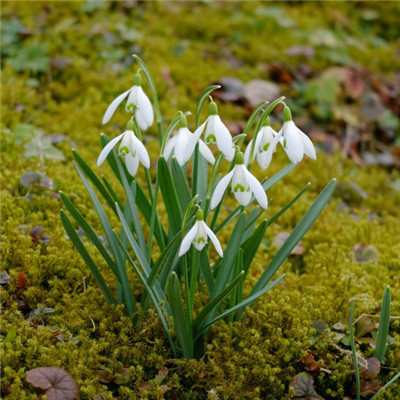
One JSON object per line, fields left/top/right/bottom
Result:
{"left": 163, "top": 114, "right": 215, "bottom": 166}
{"left": 179, "top": 209, "right": 223, "bottom": 257}
{"left": 97, "top": 121, "right": 150, "bottom": 177}
{"left": 278, "top": 106, "right": 316, "bottom": 164}
{"left": 102, "top": 72, "right": 154, "bottom": 131}
{"left": 211, "top": 151, "right": 268, "bottom": 209}
{"left": 244, "top": 117, "right": 281, "bottom": 170}
{"left": 192, "top": 101, "right": 235, "bottom": 161}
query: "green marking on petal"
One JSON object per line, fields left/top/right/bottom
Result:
{"left": 196, "top": 237, "right": 206, "bottom": 244}
{"left": 233, "top": 183, "right": 246, "bottom": 193}
{"left": 206, "top": 134, "right": 216, "bottom": 144}
{"left": 260, "top": 143, "right": 270, "bottom": 152}
{"left": 119, "top": 146, "right": 129, "bottom": 156}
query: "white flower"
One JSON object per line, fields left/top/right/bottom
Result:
{"left": 179, "top": 214, "right": 223, "bottom": 257}
{"left": 192, "top": 101, "right": 234, "bottom": 161}
{"left": 164, "top": 127, "right": 215, "bottom": 167}
{"left": 278, "top": 106, "right": 316, "bottom": 164}
{"left": 244, "top": 124, "right": 280, "bottom": 170}
{"left": 97, "top": 129, "right": 150, "bottom": 177}
{"left": 102, "top": 73, "right": 154, "bottom": 131}
{"left": 211, "top": 154, "right": 268, "bottom": 209}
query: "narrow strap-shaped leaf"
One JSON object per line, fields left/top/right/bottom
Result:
{"left": 74, "top": 162, "right": 135, "bottom": 315}
{"left": 195, "top": 84, "right": 221, "bottom": 128}
{"left": 249, "top": 179, "right": 336, "bottom": 299}
{"left": 374, "top": 286, "right": 391, "bottom": 362}
{"left": 158, "top": 156, "right": 182, "bottom": 235}
{"left": 115, "top": 157, "right": 147, "bottom": 253}
{"left": 193, "top": 271, "right": 244, "bottom": 333}
{"left": 371, "top": 371, "right": 400, "bottom": 400}
{"left": 60, "top": 210, "right": 114, "bottom": 305}
{"left": 101, "top": 175, "right": 124, "bottom": 210}
{"left": 229, "top": 249, "right": 243, "bottom": 322}
{"left": 199, "top": 250, "right": 214, "bottom": 294}
{"left": 265, "top": 182, "right": 310, "bottom": 228}
{"left": 171, "top": 157, "right": 192, "bottom": 211}
{"left": 242, "top": 220, "right": 267, "bottom": 276}
{"left": 350, "top": 299, "right": 361, "bottom": 400}
{"left": 196, "top": 274, "right": 285, "bottom": 339}
{"left": 73, "top": 150, "right": 117, "bottom": 213}
{"left": 241, "top": 206, "right": 262, "bottom": 243}
{"left": 262, "top": 163, "right": 296, "bottom": 192}
{"left": 168, "top": 272, "right": 193, "bottom": 358}
{"left": 116, "top": 203, "right": 169, "bottom": 313}
{"left": 114, "top": 231, "right": 176, "bottom": 356}
{"left": 60, "top": 191, "right": 120, "bottom": 280}
{"left": 211, "top": 212, "right": 246, "bottom": 299}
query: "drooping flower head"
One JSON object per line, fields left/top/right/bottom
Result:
{"left": 244, "top": 116, "right": 280, "bottom": 170}
{"left": 211, "top": 150, "right": 268, "bottom": 209}
{"left": 163, "top": 114, "right": 215, "bottom": 166}
{"left": 191, "top": 100, "right": 235, "bottom": 161}
{"left": 278, "top": 106, "right": 316, "bottom": 164}
{"left": 97, "top": 120, "right": 150, "bottom": 177}
{"left": 102, "top": 71, "right": 154, "bottom": 131}
{"left": 179, "top": 209, "right": 223, "bottom": 257}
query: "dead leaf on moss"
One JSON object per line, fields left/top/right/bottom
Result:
{"left": 26, "top": 367, "right": 79, "bottom": 400}
{"left": 274, "top": 232, "right": 304, "bottom": 255}
{"left": 352, "top": 379, "right": 382, "bottom": 397}
{"left": 244, "top": 79, "right": 280, "bottom": 107}
{"left": 353, "top": 243, "right": 379, "bottom": 262}
{"left": 0, "top": 270, "right": 11, "bottom": 285}
{"left": 361, "top": 357, "right": 381, "bottom": 380}
{"left": 290, "top": 372, "right": 324, "bottom": 399}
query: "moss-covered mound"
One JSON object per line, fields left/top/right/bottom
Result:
{"left": 1, "top": 1, "right": 399, "bottom": 399}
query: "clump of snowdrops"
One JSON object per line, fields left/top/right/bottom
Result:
{"left": 60, "top": 55, "right": 336, "bottom": 359}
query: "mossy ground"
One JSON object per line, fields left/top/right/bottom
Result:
{"left": 1, "top": 2, "right": 400, "bottom": 399}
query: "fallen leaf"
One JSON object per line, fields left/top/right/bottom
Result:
{"left": 352, "top": 379, "right": 382, "bottom": 397}
{"left": 0, "top": 271, "right": 11, "bottom": 285}
{"left": 51, "top": 56, "right": 72, "bottom": 69}
{"left": 274, "top": 232, "right": 304, "bottom": 255}
{"left": 286, "top": 46, "right": 315, "bottom": 58}
{"left": 243, "top": 79, "right": 280, "bottom": 107}
{"left": 30, "top": 226, "right": 44, "bottom": 242}
{"left": 355, "top": 315, "right": 377, "bottom": 337}
{"left": 353, "top": 243, "right": 379, "bottom": 263}
{"left": 16, "top": 271, "right": 27, "bottom": 290}
{"left": 361, "top": 357, "right": 381, "bottom": 380}
{"left": 268, "top": 63, "right": 293, "bottom": 84}
{"left": 290, "top": 372, "right": 323, "bottom": 398}
{"left": 20, "top": 172, "right": 54, "bottom": 190}
{"left": 213, "top": 77, "right": 245, "bottom": 103}
{"left": 26, "top": 367, "right": 79, "bottom": 400}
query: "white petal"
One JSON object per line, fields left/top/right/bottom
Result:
{"left": 199, "top": 140, "right": 215, "bottom": 165}
{"left": 131, "top": 135, "right": 150, "bottom": 168}
{"left": 298, "top": 128, "right": 316, "bottom": 160}
{"left": 174, "top": 128, "right": 191, "bottom": 166}
{"left": 244, "top": 167, "right": 268, "bottom": 209}
{"left": 283, "top": 121, "right": 304, "bottom": 164}
{"left": 102, "top": 89, "right": 131, "bottom": 125}
{"left": 193, "top": 222, "right": 208, "bottom": 251}
{"left": 125, "top": 153, "right": 139, "bottom": 177}
{"left": 244, "top": 139, "right": 253, "bottom": 165}
{"left": 214, "top": 115, "right": 234, "bottom": 160}
{"left": 97, "top": 133, "right": 124, "bottom": 166}
{"left": 137, "top": 87, "right": 154, "bottom": 128}
{"left": 125, "top": 86, "right": 138, "bottom": 112}
{"left": 163, "top": 136, "right": 177, "bottom": 160}
{"left": 203, "top": 222, "right": 223, "bottom": 257}
{"left": 179, "top": 223, "right": 198, "bottom": 256}
{"left": 210, "top": 169, "right": 235, "bottom": 210}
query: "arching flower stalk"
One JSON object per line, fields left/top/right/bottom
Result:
{"left": 179, "top": 209, "right": 223, "bottom": 257}
{"left": 102, "top": 71, "right": 154, "bottom": 131}
{"left": 191, "top": 100, "right": 235, "bottom": 161}
{"left": 163, "top": 114, "right": 215, "bottom": 166}
{"left": 97, "top": 121, "right": 150, "bottom": 177}
{"left": 211, "top": 150, "right": 268, "bottom": 209}
{"left": 279, "top": 106, "right": 316, "bottom": 164}
{"left": 244, "top": 116, "right": 281, "bottom": 170}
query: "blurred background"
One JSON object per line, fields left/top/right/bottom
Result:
{"left": 2, "top": 0, "right": 400, "bottom": 168}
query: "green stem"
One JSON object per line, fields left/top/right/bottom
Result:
{"left": 147, "top": 176, "right": 162, "bottom": 259}
{"left": 192, "top": 143, "right": 200, "bottom": 197}
{"left": 183, "top": 256, "right": 192, "bottom": 323}
{"left": 350, "top": 299, "right": 361, "bottom": 400}
{"left": 189, "top": 249, "right": 201, "bottom": 318}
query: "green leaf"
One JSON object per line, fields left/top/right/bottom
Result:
{"left": 158, "top": 156, "right": 182, "bottom": 235}
{"left": 168, "top": 272, "right": 193, "bottom": 358}
{"left": 197, "top": 274, "right": 285, "bottom": 337}
{"left": 59, "top": 191, "right": 120, "bottom": 279}
{"left": 212, "top": 212, "right": 246, "bottom": 298}
{"left": 193, "top": 271, "right": 244, "bottom": 333}
{"left": 60, "top": 210, "right": 114, "bottom": 305}
{"left": 249, "top": 179, "right": 336, "bottom": 299}
{"left": 374, "top": 286, "right": 391, "bottom": 362}
{"left": 171, "top": 157, "right": 191, "bottom": 211}
{"left": 114, "top": 231, "right": 176, "bottom": 357}
{"left": 10, "top": 43, "right": 50, "bottom": 73}
{"left": 262, "top": 162, "right": 296, "bottom": 192}
{"left": 371, "top": 371, "right": 400, "bottom": 400}
{"left": 242, "top": 220, "right": 267, "bottom": 276}
{"left": 74, "top": 162, "right": 135, "bottom": 315}
{"left": 73, "top": 150, "right": 117, "bottom": 214}
{"left": 349, "top": 299, "right": 361, "bottom": 400}
{"left": 195, "top": 84, "right": 221, "bottom": 128}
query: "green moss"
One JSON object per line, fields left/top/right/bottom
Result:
{"left": 1, "top": 1, "right": 400, "bottom": 399}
